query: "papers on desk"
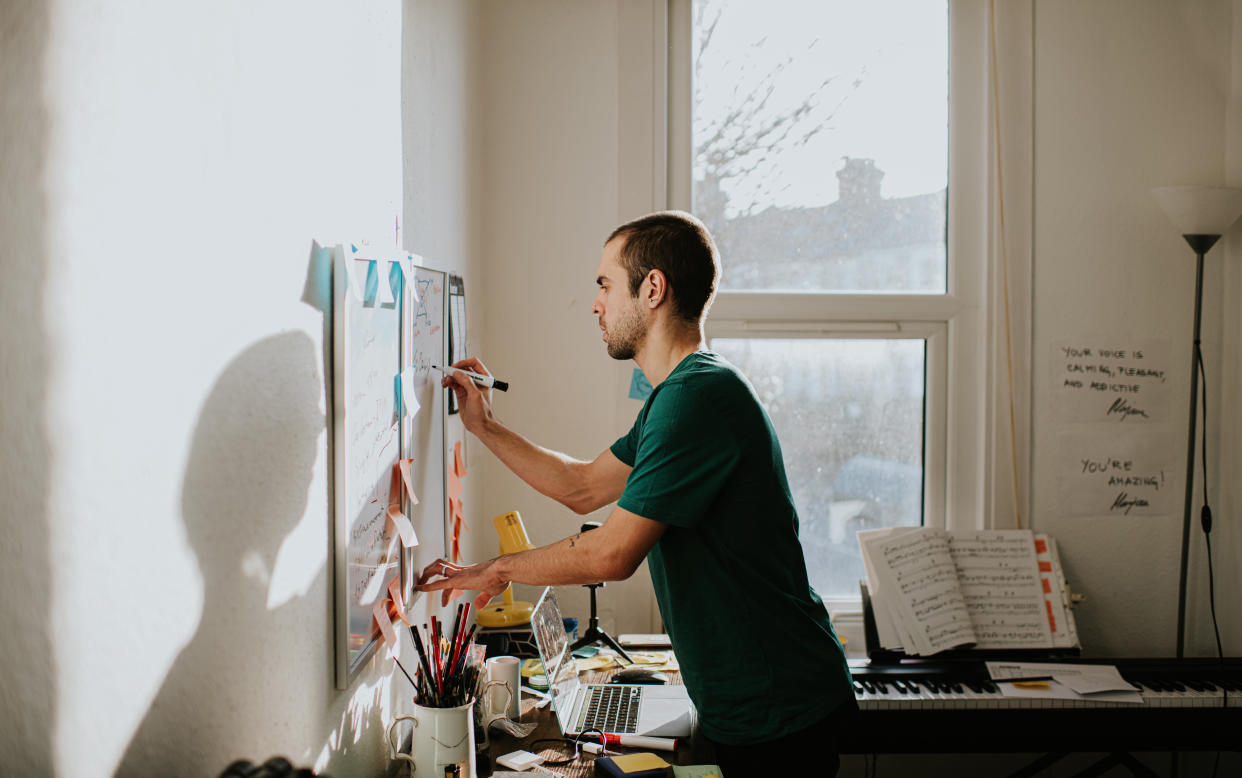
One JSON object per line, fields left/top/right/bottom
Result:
{"left": 986, "top": 661, "right": 1144, "bottom": 703}
{"left": 620, "top": 633, "right": 673, "bottom": 648}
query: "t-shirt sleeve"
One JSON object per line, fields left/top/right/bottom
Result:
{"left": 610, "top": 416, "right": 640, "bottom": 468}
{"left": 617, "top": 381, "right": 739, "bottom": 528}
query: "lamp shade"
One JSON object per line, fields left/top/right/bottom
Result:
{"left": 1150, "top": 186, "right": 1242, "bottom": 236}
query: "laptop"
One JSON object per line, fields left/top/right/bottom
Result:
{"left": 530, "top": 587, "right": 696, "bottom": 737}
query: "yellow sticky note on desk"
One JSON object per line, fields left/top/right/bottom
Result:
{"left": 611, "top": 753, "right": 671, "bottom": 771}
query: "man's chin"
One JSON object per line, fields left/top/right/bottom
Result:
{"left": 606, "top": 343, "right": 635, "bottom": 361}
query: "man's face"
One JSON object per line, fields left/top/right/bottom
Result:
{"left": 592, "top": 238, "right": 648, "bottom": 361}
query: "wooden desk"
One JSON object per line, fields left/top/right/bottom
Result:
{"left": 481, "top": 669, "right": 711, "bottom": 777}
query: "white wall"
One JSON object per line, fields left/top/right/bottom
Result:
{"left": 473, "top": 0, "right": 666, "bottom": 634}
{"left": 1030, "top": 0, "right": 1240, "bottom": 658}
{"left": 0, "top": 1, "right": 478, "bottom": 776}
{"left": 468, "top": 0, "right": 1242, "bottom": 663}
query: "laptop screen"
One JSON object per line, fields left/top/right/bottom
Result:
{"left": 530, "top": 588, "right": 582, "bottom": 732}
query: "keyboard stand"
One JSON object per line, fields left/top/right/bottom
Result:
{"left": 1010, "top": 751, "right": 1158, "bottom": 778}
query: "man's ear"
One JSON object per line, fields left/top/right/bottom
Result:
{"left": 645, "top": 269, "right": 668, "bottom": 308}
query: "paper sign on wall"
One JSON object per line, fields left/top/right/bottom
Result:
{"left": 1051, "top": 338, "right": 1171, "bottom": 422}
{"left": 1056, "top": 429, "right": 1176, "bottom": 517}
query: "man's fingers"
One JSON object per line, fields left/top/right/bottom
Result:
{"left": 443, "top": 588, "right": 461, "bottom": 607}
{"left": 452, "top": 357, "right": 490, "bottom": 377}
{"left": 416, "top": 559, "right": 465, "bottom": 587}
{"left": 473, "top": 590, "right": 498, "bottom": 611}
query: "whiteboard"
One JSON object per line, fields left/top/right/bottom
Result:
{"left": 331, "top": 246, "right": 449, "bottom": 689}
{"left": 402, "top": 263, "right": 448, "bottom": 592}
{"left": 331, "top": 244, "right": 403, "bottom": 687}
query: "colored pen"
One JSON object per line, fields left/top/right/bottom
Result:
{"left": 432, "top": 364, "right": 509, "bottom": 392}
{"left": 597, "top": 734, "right": 678, "bottom": 752}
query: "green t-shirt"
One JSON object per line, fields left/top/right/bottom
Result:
{"left": 610, "top": 351, "right": 853, "bottom": 745}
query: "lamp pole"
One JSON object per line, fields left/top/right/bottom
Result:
{"left": 1175, "top": 234, "right": 1218, "bottom": 659}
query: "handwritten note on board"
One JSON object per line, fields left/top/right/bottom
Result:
{"left": 1052, "top": 338, "right": 1171, "bottom": 422}
{"left": 1056, "top": 429, "right": 1176, "bottom": 516}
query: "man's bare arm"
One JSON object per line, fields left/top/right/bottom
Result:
{"left": 415, "top": 505, "right": 665, "bottom": 609}
{"left": 444, "top": 357, "right": 629, "bottom": 514}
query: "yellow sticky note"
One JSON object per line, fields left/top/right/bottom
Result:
{"left": 611, "top": 753, "right": 671, "bottom": 771}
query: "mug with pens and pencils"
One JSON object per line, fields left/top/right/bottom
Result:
{"left": 388, "top": 604, "right": 511, "bottom": 778}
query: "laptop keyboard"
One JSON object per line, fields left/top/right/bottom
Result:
{"left": 576, "top": 685, "right": 641, "bottom": 734}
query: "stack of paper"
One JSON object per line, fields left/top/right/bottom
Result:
{"left": 985, "top": 661, "right": 1144, "bottom": 703}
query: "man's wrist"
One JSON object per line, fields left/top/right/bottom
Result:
{"left": 490, "top": 553, "right": 514, "bottom": 586}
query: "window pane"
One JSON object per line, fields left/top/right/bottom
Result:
{"left": 692, "top": 0, "right": 948, "bottom": 293}
{"left": 713, "top": 338, "right": 924, "bottom": 599}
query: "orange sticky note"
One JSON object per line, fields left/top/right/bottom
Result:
{"left": 398, "top": 458, "right": 420, "bottom": 505}
{"left": 388, "top": 577, "right": 412, "bottom": 626}
{"left": 454, "top": 441, "right": 466, "bottom": 478}
{"left": 373, "top": 598, "right": 398, "bottom": 653}
{"left": 448, "top": 469, "right": 463, "bottom": 503}
{"left": 387, "top": 504, "right": 418, "bottom": 548}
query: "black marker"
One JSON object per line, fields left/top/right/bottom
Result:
{"left": 432, "top": 364, "right": 509, "bottom": 392}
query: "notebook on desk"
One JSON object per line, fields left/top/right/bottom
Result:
{"left": 530, "top": 588, "right": 696, "bottom": 737}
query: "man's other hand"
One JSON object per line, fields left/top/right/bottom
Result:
{"left": 415, "top": 556, "right": 508, "bottom": 610}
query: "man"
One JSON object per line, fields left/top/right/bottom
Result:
{"left": 416, "top": 211, "right": 855, "bottom": 775}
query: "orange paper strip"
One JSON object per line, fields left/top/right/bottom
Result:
{"left": 387, "top": 504, "right": 418, "bottom": 548}
{"left": 398, "top": 458, "right": 419, "bottom": 505}
{"left": 453, "top": 441, "right": 466, "bottom": 478}
{"left": 388, "top": 576, "right": 412, "bottom": 626}
{"left": 373, "top": 598, "right": 398, "bottom": 654}
{"left": 448, "top": 470, "right": 463, "bottom": 503}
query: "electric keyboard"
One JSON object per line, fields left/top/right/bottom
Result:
{"left": 840, "top": 657, "right": 1242, "bottom": 753}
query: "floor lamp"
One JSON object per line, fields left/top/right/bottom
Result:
{"left": 1150, "top": 185, "right": 1242, "bottom": 658}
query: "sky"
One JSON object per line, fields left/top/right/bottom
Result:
{"left": 693, "top": 0, "right": 949, "bottom": 216}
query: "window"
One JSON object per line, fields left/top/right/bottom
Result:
{"left": 669, "top": 0, "right": 994, "bottom": 607}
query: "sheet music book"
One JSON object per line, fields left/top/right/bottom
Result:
{"left": 858, "top": 528, "right": 1079, "bottom": 656}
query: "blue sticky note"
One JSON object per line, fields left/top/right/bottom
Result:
{"left": 628, "top": 368, "right": 652, "bottom": 401}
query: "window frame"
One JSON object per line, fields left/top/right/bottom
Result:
{"left": 667, "top": 0, "right": 996, "bottom": 611}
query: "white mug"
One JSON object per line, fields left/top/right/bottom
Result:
{"left": 485, "top": 656, "right": 522, "bottom": 720}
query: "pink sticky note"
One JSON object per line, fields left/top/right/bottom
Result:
{"left": 373, "top": 598, "right": 398, "bottom": 653}
{"left": 398, "top": 459, "right": 419, "bottom": 505}
{"left": 448, "top": 470, "right": 463, "bottom": 503}
{"left": 387, "top": 504, "right": 418, "bottom": 548}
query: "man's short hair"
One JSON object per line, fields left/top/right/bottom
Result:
{"left": 606, "top": 211, "right": 721, "bottom": 325}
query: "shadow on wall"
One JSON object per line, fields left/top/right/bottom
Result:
{"left": 117, "top": 332, "right": 327, "bottom": 777}
{"left": 0, "top": 2, "right": 54, "bottom": 774}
